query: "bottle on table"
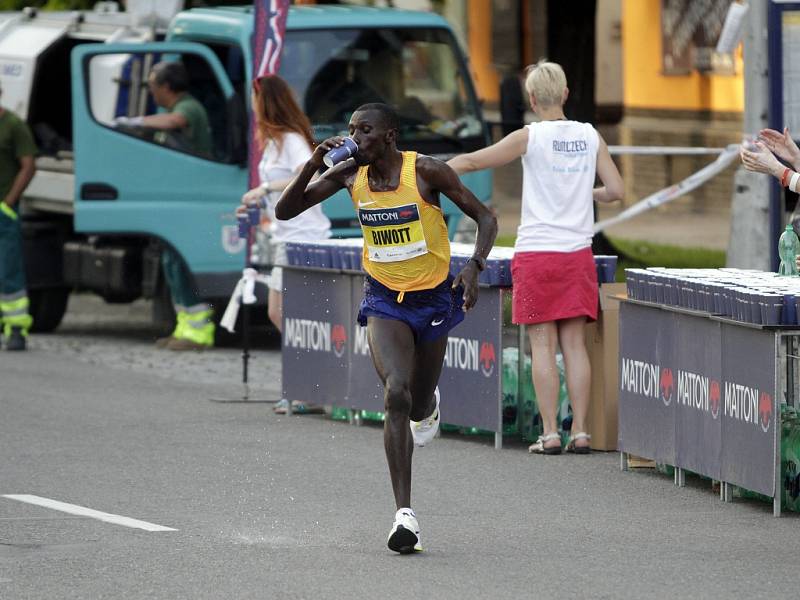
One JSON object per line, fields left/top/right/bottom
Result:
{"left": 778, "top": 224, "right": 800, "bottom": 276}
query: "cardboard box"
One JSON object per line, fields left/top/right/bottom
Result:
{"left": 585, "top": 283, "right": 626, "bottom": 451}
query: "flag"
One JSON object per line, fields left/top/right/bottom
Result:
{"left": 250, "top": 0, "right": 290, "bottom": 186}
{"left": 253, "top": 0, "right": 290, "bottom": 80}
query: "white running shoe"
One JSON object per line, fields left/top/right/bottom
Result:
{"left": 410, "top": 386, "right": 440, "bottom": 448}
{"left": 387, "top": 508, "right": 422, "bottom": 553}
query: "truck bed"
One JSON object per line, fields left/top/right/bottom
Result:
{"left": 24, "top": 155, "right": 75, "bottom": 215}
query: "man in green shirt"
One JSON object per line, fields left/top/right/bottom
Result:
{"left": 117, "top": 61, "right": 213, "bottom": 158}
{"left": 0, "top": 82, "right": 37, "bottom": 351}
{"left": 116, "top": 61, "right": 215, "bottom": 350}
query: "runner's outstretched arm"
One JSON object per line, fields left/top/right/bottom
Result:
{"left": 275, "top": 136, "right": 355, "bottom": 220}
{"left": 416, "top": 156, "right": 498, "bottom": 310}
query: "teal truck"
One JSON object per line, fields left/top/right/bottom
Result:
{"left": 5, "top": 3, "right": 491, "bottom": 332}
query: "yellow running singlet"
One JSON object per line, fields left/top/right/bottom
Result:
{"left": 352, "top": 152, "right": 450, "bottom": 292}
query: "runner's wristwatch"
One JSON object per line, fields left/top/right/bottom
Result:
{"left": 468, "top": 255, "right": 487, "bottom": 271}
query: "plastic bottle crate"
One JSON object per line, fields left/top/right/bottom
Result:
{"left": 330, "top": 406, "right": 350, "bottom": 421}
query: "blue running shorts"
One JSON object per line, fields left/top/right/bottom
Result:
{"left": 357, "top": 275, "right": 465, "bottom": 343}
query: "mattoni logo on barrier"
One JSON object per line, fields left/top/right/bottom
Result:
{"left": 621, "top": 358, "right": 662, "bottom": 401}
{"left": 622, "top": 357, "right": 770, "bottom": 431}
{"left": 331, "top": 324, "right": 347, "bottom": 358}
{"left": 443, "top": 336, "right": 495, "bottom": 378}
{"left": 660, "top": 368, "right": 674, "bottom": 406}
{"left": 710, "top": 380, "right": 721, "bottom": 420}
{"left": 676, "top": 370, "right": 711, "bottom": 412}
{"left": 479, "top": 342, "right": 496, "bottom": 377}
{"left": 353, "top": 324, "right": 370, "bottom": 357}
{"left": 759, "top": 392, "right": 773, "bottom": 433}
{"left": 352, "top": 328, "right": 495, "bottom": 378}
{"left": 284, "top": 318, "right": 346, "bottom": 358}
{"left": 724, "top": 382, "right": 771, "bottom": 432}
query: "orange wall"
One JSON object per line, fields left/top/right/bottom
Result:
{"left": 623, "top": 0, "right": 743, "bottom": 112}
{"left": 468, "top": 0, "right": 499, "bottom": 102}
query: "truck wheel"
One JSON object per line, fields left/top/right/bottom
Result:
{"left": 151, "top": 279, "right": 176, "bottom": 335}
{"left": 28, "top": 287, "right": 70, "bottom": 333}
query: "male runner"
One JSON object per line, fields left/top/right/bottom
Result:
{"left": 276, "top": 103, "right": 497, "bottom": 553}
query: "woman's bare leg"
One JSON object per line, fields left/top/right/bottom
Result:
{"left": 528, "top": 321, "right": 560, "bottom": 448}
{"left": 557, "top": 316, "right": 591, "bottom": 447}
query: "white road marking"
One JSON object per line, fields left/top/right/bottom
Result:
{"left": 1, "top": 495, "right": 177, "bottom": 532}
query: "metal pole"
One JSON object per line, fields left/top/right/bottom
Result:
{"left": 775, "top": 331, "right": 783, "bottom": 516}
{"left": 674, "top": 467, "right": 685, "bottom": 488}
{"left": 727, "top": 0, "right": 771, "bottom": 270}
{"left": 241, "top": 293, "right": 250, "bottom": 400}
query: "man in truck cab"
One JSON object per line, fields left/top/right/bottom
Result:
{"left": 0, "top": 82, "right": 37, "bottom": 351}
{"left": 115, "top": 61, "right": 215, "bottom": 351}
{"left": 117, "top": 61, "right": 213, "bottom": 159}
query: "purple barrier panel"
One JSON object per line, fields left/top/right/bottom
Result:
{"left": 347, "top": 276, "right": 386, "bottom": 412}
{"left": 346, "top": 274, "right": 503, "bottom": 432}
{"left": 719, "top": 322, "right": 777, "bottom": 497}
{"left": 619, "top": 301, "right": 778, "bottom": 498}
{"left": 436, "top": 287, "right": 502, "bottom": 432}
{"left": 282, "top": 268, "right": 351, "bottom": 404}
{"left": 672, "top": 313, "right": 723, "bottom": 482}
{"left": 618, "top": 302, "right": 678, "bottom": 466}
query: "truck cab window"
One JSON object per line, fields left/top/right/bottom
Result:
{"left": 281, "top": 27, "right": 486, "bottom": 154}
{"left": 86, "top": 52, "right": 236, "bottom": 163}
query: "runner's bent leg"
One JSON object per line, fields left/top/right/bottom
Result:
{"left": 409, "top": 334, "right": 448, "bottom": 422}
{"left": 367, "top": 317, "right": 416, "bottom": 510}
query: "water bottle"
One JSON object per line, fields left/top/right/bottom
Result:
{"left": 323, "top": 138, "right": 358, "bottom": 168}
{"left": 778, "top": 224, "right": 800, "bottom": 276}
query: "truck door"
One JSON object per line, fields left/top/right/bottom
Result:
{"left": 71, "top": 42, "right": 248, "bottom": 293}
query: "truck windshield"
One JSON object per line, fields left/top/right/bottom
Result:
{"left": 280, "top": 27, "right": 484, "bottom": 151}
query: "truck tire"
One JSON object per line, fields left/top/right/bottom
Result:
{"left": 29, "top": 287, "right": 70, "bottom": 333}
{"left": 151, "top": 278, "right": 176, "bottom": 334}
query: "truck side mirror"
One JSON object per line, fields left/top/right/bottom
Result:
{"left": 226, "top": 91, "right": 248, "bottom": 167}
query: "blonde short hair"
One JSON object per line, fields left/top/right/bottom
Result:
{"left": 524, "top": 60, "right": 567, "bottom": 107}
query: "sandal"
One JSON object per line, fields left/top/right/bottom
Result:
{"left": 566, "top": 431, "right": 591, "bottom": 454}
{"left": 528, "top": 432, "right": 562, "bottom": 455}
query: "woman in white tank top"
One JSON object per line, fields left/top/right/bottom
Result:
{"left": 448, "top": 60, "right": 623, "bottom": 455}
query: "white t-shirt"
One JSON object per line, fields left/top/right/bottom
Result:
{"left": 258, "top": 131, "right": 331, "bottom": 243}
{"left": 514, "top": 120, "right": 599, "bottom": 253}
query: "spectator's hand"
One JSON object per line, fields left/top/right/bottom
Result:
{"left": 759, "top": 127, "right": 800, "bottom": 167}
{"left": 453, "top": 260, "right": 480, "bottom": 311}
{"left": 310, "top": 136, "right": 347, "bottom": 169}
{"left": 241, "top": 186, "right": 265, "bottom": 208}
{"left": 741, "top": 141, "right": 785, "bottom": 178}
{"left": 113, "top": 116, "right": 144, "bottom": 128}
{"left": 796, "top": 254, "right": 800, "bottom": 271}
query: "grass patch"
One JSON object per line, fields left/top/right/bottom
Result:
{"left": 609, "top": 237, "right": 726, "bottom": 282}
{"left": 609, "top": 238, "right": 726, "bottom": 269}
{"left": 496, "top": 234, "right": 516, "bottom": 248}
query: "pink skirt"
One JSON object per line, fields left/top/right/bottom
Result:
{"left": 511, "top": 248, "right": 599, "bottom": 325}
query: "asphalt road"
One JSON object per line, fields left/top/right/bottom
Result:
{"left": 1, "top": 295, "right": 799, "bottom": 599}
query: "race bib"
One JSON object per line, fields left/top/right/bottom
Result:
{"left": 359, "top": 203, "right": 428, "bottom": 263}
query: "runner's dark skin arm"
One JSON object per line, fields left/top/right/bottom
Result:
{"left": 275, "top": 137, "right": 358, "bottom": 220}
{"left": 415, "top": 155, "right": 498, "bottom": 310}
